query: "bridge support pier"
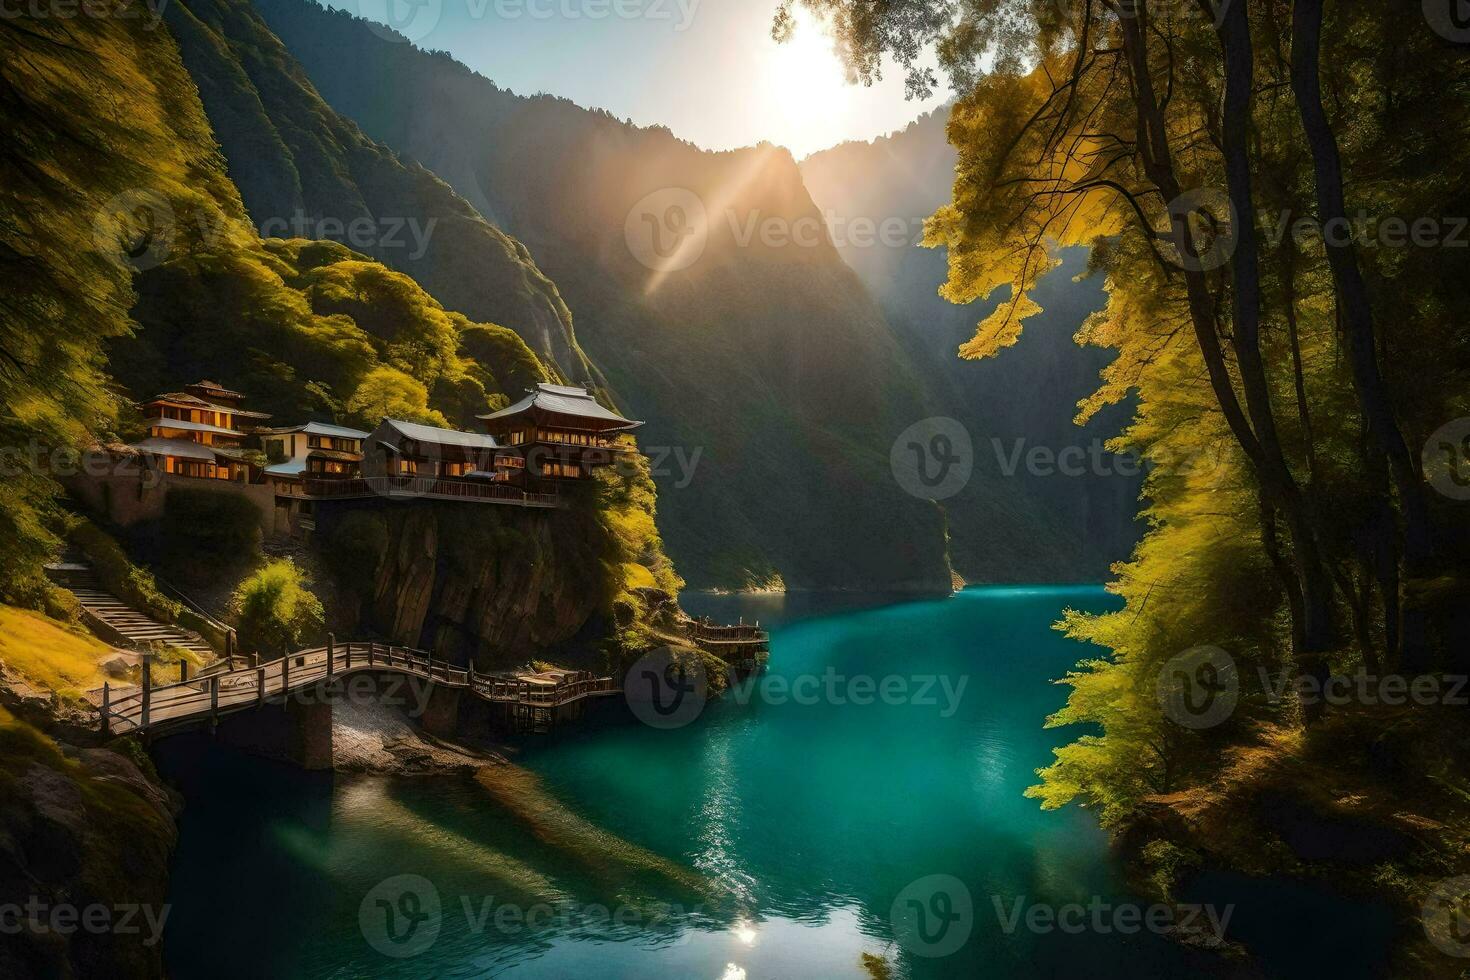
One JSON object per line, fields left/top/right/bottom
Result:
{"left": 216, "top": 691, "right": 334, "bottom": 770}
{"left": 419, "top": 684, "right": 462, "bottom": 738}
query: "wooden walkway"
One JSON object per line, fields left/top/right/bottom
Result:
{"left": 97, "top": 640, "right": 616, "bottom": 736}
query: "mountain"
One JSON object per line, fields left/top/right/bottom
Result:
{"left": 159, "top": 0, "right": 597, "bottom": 384}
{"left": 233, "top": 0, "right": 1093, "bottom": 589}
{"left": 800, "top": 109, "right": 1143, "bottom": 577}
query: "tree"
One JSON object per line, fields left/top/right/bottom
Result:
{"left": 345, "top": 365, "right": 450, "bottom": 429}
{"left": 230, "top": 559, "right": 325, "bottom": 658}
{"left": 773, "top": 0, "right": 1470, "bottom": 810}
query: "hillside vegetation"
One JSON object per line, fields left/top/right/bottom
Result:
{"left": 162, "top": 0, "right": 601, "bottom": 384}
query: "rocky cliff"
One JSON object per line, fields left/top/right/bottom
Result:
{"left": 0, "top": 706, "right": 178, "bottom": 980}
{"left": 321, "top": 501, "right": 612, "bottom": 667}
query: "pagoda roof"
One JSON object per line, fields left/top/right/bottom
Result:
{"left": 129, "top": 437, "right": 232, "bottom": 462}
{"left": 477, "top": 383, "right": 641, "bottom": 430}
{"left": 143, "top": 391, "right": 271, "bottom": 419}
{"left": 186, "top": 380, "right": 244, "bottom": 400}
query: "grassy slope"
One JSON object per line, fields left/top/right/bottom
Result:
{"left": 0, "top": 607, "right": 112, "bottom": 699}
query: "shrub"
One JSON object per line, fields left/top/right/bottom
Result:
{"left": 230, "top": 559, "right": 325, "bottom": 659}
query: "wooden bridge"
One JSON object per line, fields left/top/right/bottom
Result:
{"left": 97, "top": 639, "right": 617, "bottom": 737}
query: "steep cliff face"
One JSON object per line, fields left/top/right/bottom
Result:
{"left": 319, "top": 501, "right": 616, "bottom": 667}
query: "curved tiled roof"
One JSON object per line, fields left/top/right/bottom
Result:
{"left": 476, "top": 383, "right": 641, "bottom": 429}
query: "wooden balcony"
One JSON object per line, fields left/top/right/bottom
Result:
{"left": 301, "top": 474, "right": 559, "bottom": 507}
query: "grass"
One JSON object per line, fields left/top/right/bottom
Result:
{"left": 0, "top": 604, "right": 112, "bottom": 698}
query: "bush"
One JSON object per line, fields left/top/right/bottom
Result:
{"left": 230, "top": 559, "right": 325, "bottom": 659}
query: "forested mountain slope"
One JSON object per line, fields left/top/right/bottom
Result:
{"left": 160, "top": 0, "right": 598, "bottom": 384}
{"left": 229, "top": 0, "right": 1095, "bottom": 589}
{"left": 801, "top": 109, "right": 1142, "bottom": 578}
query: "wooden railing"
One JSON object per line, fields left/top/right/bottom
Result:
{"left": 301, "top": 475, "right": 558, "bottom": 507}
{"left": 96, "top": 639, "right": 616, "bottom": 736}
{"left": 681, "top": 620, "right": 769, "bottom": 646}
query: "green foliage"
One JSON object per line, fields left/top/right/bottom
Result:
{"left": 230, "top": 558, "right": 325, "bottom": 657}
{"left": 1139, "top": 840, "right": 1199, "bottom": 897}
{"left": 785, "top": 0, "right": 1470, "bottom": 839}
{"left": 0, "top": 11, "right": 249, "bottom": 602}
{"left": 345, "top": 365, "right": 449, "bottom": 428}
{"left": 592, "top": 448, "right": 684, "bottom": 617}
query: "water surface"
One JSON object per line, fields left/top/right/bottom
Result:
{"left": 159, "top": 586, "right": 1236, "bottom": 977}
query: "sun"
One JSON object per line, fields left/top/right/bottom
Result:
{"left": 759, "top": 10, "right": 857, "bottom": 153}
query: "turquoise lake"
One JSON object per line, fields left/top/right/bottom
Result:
{"left": 156, "top": 586, "right": 1364, "bottom": 977}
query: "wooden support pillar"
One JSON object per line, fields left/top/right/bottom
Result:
{"left": 327, "top": 634, "right": 335, "bottom": 677}
{"left": 141, "top": 654, "right": 152, "bottom": 730}
{"left": 345, "top": 641, "right": 352, "bottom": 670}
{"left": 368, "top": 642, "right": 376, "bottom": 667}
{"left": 257, "top": 665, "right": 266, "bottom": 706}
{"left": 226, "top": 628, "right": 236, "bottom": 661}
{"left": 179, "top": 661, "right": 189, "bottom": 683}
{"left": 282, "top": 651, "right": 290, "bottom": 694}
{"left": 210, "top": 675, "right": 220, "bottom": 719}
{"left": 101, "top": 683, "right": 111, "bottom": 736}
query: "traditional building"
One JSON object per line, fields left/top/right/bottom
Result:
{"left": 358, "top": 418, "right": 526, "bottom": 498}
{"left": 130, "top": 380, "right": 270, "bottom": 481}
{"left": 476, "top": 383, "right": 641, "bottom": 489}
{"left": 257, "top": 421, "right": 369, "bottom": 488}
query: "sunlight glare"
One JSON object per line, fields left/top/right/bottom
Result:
{"left": 758, "top": 9, "right": 856, "bottom": 154}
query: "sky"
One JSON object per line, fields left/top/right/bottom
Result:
{"left": 333, "top": 0, "right": 947, "bottom": 157}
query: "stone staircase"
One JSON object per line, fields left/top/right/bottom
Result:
{"left": 47, "top": 561, "right": 215, "bottom": 658}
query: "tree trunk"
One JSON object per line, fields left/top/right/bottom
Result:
{"left": 1120, "top": 6, "right": 1338, "bottom": 652}
{"left": 1290, "top": 0, "right": 1433, "bottom": 668}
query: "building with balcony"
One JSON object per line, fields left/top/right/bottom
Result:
{"left": 476, "top": 383, "right": 641, "bottom": 490}
{"left": 129, "top": 380, "right": 271, "bottom": 481}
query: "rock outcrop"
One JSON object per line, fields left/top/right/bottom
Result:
{"left": 319, "top": 500, "right": 614, "bottom": 668}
